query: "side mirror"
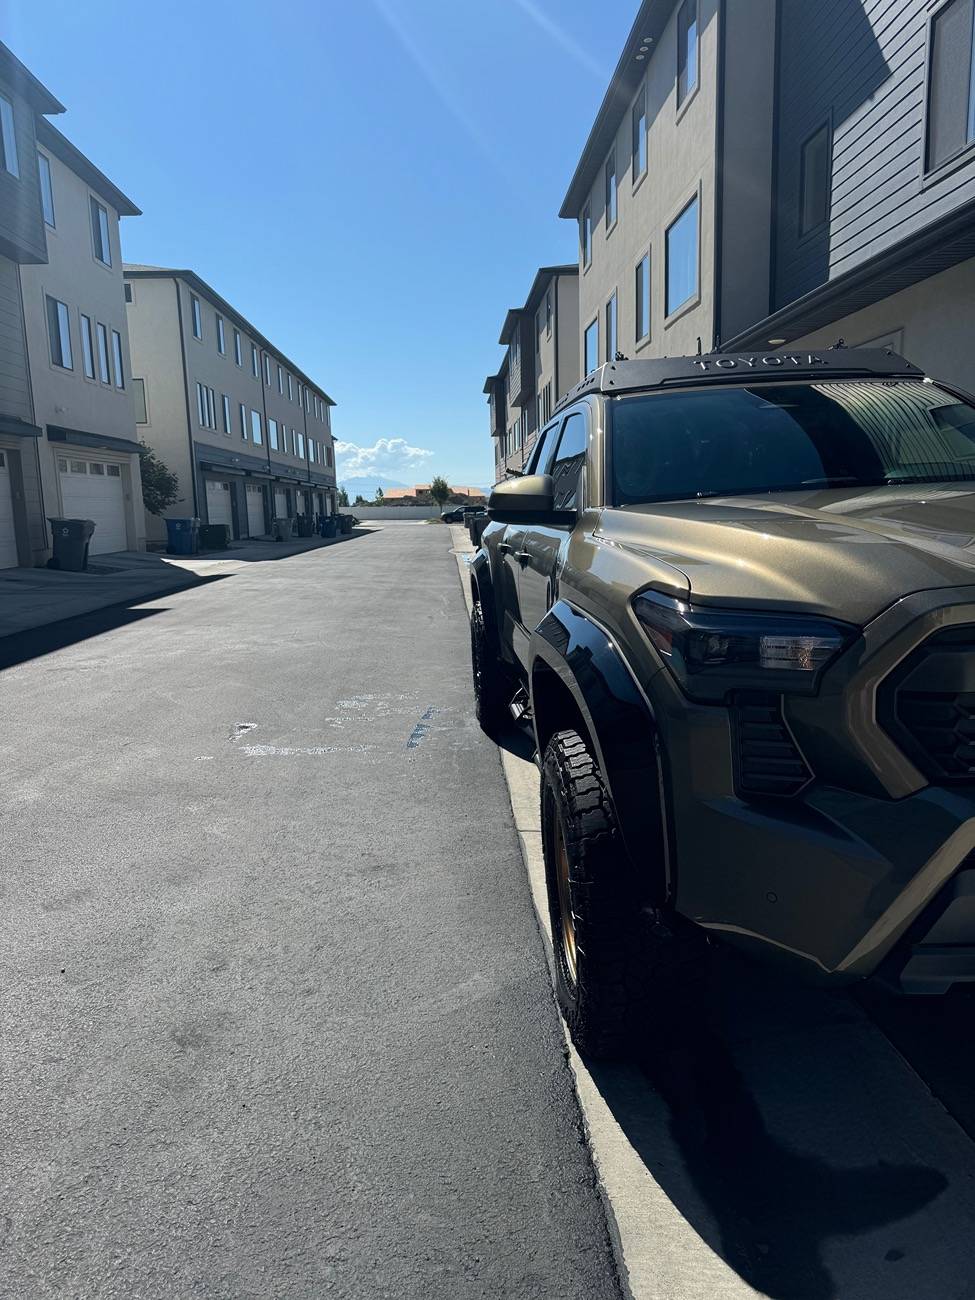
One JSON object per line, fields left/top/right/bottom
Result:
{"left": 488, "top": 474, "right": 575, "bottom": 525}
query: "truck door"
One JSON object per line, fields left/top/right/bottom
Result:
{"left": 519, "top": 410, "right": 588, "bottom": 637}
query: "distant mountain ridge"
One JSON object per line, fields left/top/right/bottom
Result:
{"left": 338, "top": 475, "right": 408, "bottom": 497}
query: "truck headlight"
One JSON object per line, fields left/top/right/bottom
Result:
{"left": 632, "top": 591, "right": 855, "bottom": 701}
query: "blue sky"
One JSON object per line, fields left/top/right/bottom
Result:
{"left": 5, "top": 0, "right": 637, "bottom": 490}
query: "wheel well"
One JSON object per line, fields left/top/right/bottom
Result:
{"left": 532, "top": 662, "right": 593, "bottom": 761}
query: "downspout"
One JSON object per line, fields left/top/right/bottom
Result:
{"left": 712, "top": 0, "right": 727, "bottom": 351}
{"left": 173, "top": 278, "right": 200, "bottom": 518}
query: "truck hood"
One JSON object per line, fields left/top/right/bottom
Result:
{"left": 601, "top": 483, "right": 975, "bottom": 626}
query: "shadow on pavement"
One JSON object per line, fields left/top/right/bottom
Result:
{"left": 186, "top": 527, "right": 380, "bottom": 562}
{"left": 588, "top": 951, "right": 962, "bottom": 1300}
{"left": 0, "top": 575, "right": 224, "bottom": 671}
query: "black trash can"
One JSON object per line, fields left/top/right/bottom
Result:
{"left": 296, "top": 514, "right": 315, "bottom": 538}
{"left": 48, "top": 518, "right": 95, "bottom": 572}
{"left": 199, "top": 523, "right": 229, "bottom": 550}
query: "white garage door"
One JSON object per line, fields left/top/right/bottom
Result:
{"left": 274, "top": 488, "right": 288, "bottom": 519}
{"left": 58, "top": 456, "right": 127, "bottom": 555}
{"left": 206, "top": 480, "right": 234, "bottom": 535}
{"left": 0, "top": 450, "right": 18, "bottom": 569}
{"left": 246, "top": 484, "right": 266, "bottom": 536}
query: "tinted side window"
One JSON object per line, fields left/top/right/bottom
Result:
{"left": 526, "top": 422, "right": 560, "bottom": 475}
{"left": 551, "top": 412, "right": 587, "bottom": 511}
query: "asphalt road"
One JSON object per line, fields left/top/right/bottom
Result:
{"left": 0, "top": 524, "right": 624, "bottom": 1300}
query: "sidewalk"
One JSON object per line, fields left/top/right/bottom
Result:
{"left": 0, "top": 531, "right": 362, "bottom": 639}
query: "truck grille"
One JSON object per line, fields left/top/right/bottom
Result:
{"left": 884, "top": 626, "right": 975, "bottom": 782}
{"left": 734, "top": 693, "right": 811, "bottom": 797}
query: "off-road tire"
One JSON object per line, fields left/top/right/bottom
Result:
{"left": 541, "top": 727, "right": 708, "bottom": 1059}
{"left": 470, "top": 601, "right": 510, "bottom": 736}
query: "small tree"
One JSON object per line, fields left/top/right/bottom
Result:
{"left": 337, "top": 486, "right": 349, "bottom": 507}
{"left": 430, "top": 475, "right": 450, "bottom": 508}
{"left": 375, "top": 486, "right": 385, "bottom": 505}
{"left": 138, "top": 441, "right": 181, "bottom": 515}
{"left": 354, "top": 494, "right": 367, "bottom": 506}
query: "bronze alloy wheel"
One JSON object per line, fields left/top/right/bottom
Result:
{"left": 554, "top": 814, "right": 578, "bottom": 986}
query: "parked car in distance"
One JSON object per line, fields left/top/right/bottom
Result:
{"left": 442, "top": 504, "right": 486, "bottom": 522}
{"left": 469, "top": 348, "right": 975, "bottom": 1059}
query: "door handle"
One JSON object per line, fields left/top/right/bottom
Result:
{"left": 515, "top": 551, "right": 531, "bottom": 566}
{"left": 498, "top": 542, "right": 512, "bottom": 555}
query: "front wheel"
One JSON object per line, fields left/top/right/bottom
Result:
{"left": 541, "top": 728, "right": 708, "bottom": 1059}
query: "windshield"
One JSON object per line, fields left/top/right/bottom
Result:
{"left": 611, "top": 380, "right": 975, "bottom": 505}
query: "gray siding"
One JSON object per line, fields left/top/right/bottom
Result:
{"left": 0, "top": 74, "right": 46, "bottom": 265}
{"left": 773, "top": 0, "right": 975, "bottom": 309}
{"left": 0, "top": 254, "right": 31, "bottom": 421}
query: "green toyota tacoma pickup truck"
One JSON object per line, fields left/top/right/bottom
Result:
{"left": 470, "top": 348, "right": 975, "bottom": 1058}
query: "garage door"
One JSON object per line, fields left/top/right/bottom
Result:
{"left": 206, "top": 480, "right": 234, "bottom": 535}
{"left": 246, "top": 484, "right": 266, "bottom": 537}
{"left": 58, "top": 456, "right": 127, "bottom": 555}
{"left": 0, "top": 450, "right": 18, "bottom": 568}
{"left": 274, "top": 488, "right": 288, "bottom": 520}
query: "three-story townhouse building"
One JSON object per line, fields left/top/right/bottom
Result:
{"left": 123, "top": 267, "right": 337, "bottom": 543}
{"left": 485, "top": 266, "right": 579, "bottom": 482}
{"left": 21, "top": 121, "right": 144, "bottom": 558}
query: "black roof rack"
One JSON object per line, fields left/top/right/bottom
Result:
{"left": 552, "top": 349, "right": 923, "bottom": 417}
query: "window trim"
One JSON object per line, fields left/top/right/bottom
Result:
{"left": 581, "top": 201, "right": 593, "bottom": 270}
{"left": 664, "top": 188, "right": 702, "bottom": 324}
{"left": 0, "top": 93, "right": 19, "bottom": 177}
{"left": 38, "top": 151, "right": 55, "bottom": 227}
{"left": 216, "top": 314, "right": 226, "bottom": 355}
{"left": 923, "top": 0, "right": 975, "bottom": 178}
{"left": 676, "top": 0, "right": 700, "bottom": 113}
{"left": 46, "top": 295, "right": 73, "bottom": 370}
{"left": 233, "top": 329, "right": 242, "bottom": 367}
{"left": 797, "top": 117, "right": 832, "bottom": 240}
{"left": 605, "top": 291, "right": 618, "bottom": 363}
{"left": 635, "top": 249, "right": 651, "bottom": 349}
{"left": 90, "top": 197, "right": 112, "bottom": 267}
{"left": 221, "top": 393, "right": 232, "bottom": 435}
{"left": 583, "top": 316, "right": 600, "bottom": 376}
{"left": 250, "top": 408, "right": 263, "bottom": 445}
{"left": 133, "top": 377, "right": 149, "bottom": 425}
{"left": 190, "top": 293, "right": 203, "bottom": 341}
{"left": 111, "top": 329, "right": 125, "bottom": 389}
{"left": 604, "top": 146, "right": 618, "bottom": 235}
{"left": 251, "top": 343, "right": 259, "bottom": 379}
{"left": 631, "top": 82, "right": 648, "bottom": 186}
{"left": 80, "top": 313, "right": 95, "bottom": 380}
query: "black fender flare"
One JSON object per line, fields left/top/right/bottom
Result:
{"left": 530, "top": 601, "right": 670, "bottom": 899}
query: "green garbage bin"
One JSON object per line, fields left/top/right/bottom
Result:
{"left": 47, "top": 518, "right": 95, "bottom": 572}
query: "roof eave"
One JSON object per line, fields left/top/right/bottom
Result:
{"left": 35, "top": 119, "right": 140, "bottom": 216}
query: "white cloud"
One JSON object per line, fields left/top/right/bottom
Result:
{"left": 335, "top": 436, "right": 435, "bottom": 479}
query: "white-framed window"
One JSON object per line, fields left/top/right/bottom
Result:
{"left": 69, "top": 459, "right": 88, "bottom": 474}
{"left": 106, "top": 464, "right": 121, "bottom": 478}
{"left": 96, "top": 322, "right": 111, "bottom": 383}
{"left": 0, "top": 93, "right": 18, "bottom": 177}
{"left": 234, "top": 329, "right": 242, "bottom": 366}
{"left": 38, "top": 152, "right": 55, "bottom": 226}
{"left": 287, "top": 373, "right": 294, "bottom": 401}
{"left": 677, "top": 0, "right": 699, "bottom": 108}
{"left": 277, "top": 364, "right": 284, "bottom": 394}
{"left": 581, "top": 202, "right": 592, "bottom": 269}
{"left": 584, "top": 318, "right": 599, "bottom": 375}
{"left": 216, "top": 315, "right": 226, "bottom": 354}
{"left": 124, "top": 281, "right": 133, "bottom": 303}
{"left": 91, "top": 198, "right": 112, "bottom": 266}
{"left": 80, "top": 314, "right": 95, "bottom": 378}
{"left": 927, "top": 0, "right": 975, "bottom": 170}
{"left": 632, "top": 83, "right": 648, "bottom": 181}
{"left": 305, "top": 386, "right": 311, "bottom": 413}
{"left": 190, "top": 294, "right": 202, "bottom": 339}
{"left": 281, "top": 425, "right": 290, "bottom": 455}
{"left": 605, "top": 292, "right": 618, "bottom": 362}
{"left": 196, "top": 382, "right": 206, "bottom": 426}
{"left": 605, "top": 147, "right": 618, "bottom": 229}
{"left": 251, "top": 343, "right": 259, "bottom": 378}
{"left": 239, "top": 402, "right": 247, "bottom": 440}
{"left": 221, "top": 393, "right": 232, "bottom": 434}
{"left": 111, "top": 329, "right": 125, "bottom": 389}
{"left": 309, "top": 436, "right": 316, "bottom": 464}
{"left": 635, "top": 253, "right": 650, "bottom": 343}
{"left": 268, "top": 417, "right": 279, "bottom": 451}
{"left": 665, "top": 195, "right": 700, "bottom": 316}
{"left": 196, "top": 383, "right": 216, "bottom": 428}
{"left": 295, "top": 430, "right": 305, "bottom": 458}
{"left": 133, "top": 377, "right": 148, "bottom": 424}
{"left": 251, "top": 409, "right": 263, "bottom": 445}
{"left": 46, "top": 295, "right": 73, "bottom": 370}
{"left": 263, "top": 352, "right": 271, "bottom": 386}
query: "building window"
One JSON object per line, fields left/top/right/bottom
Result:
{"left": 0, "top": 93, "right": 18, "bottom": 176}
{"left": 295, "top": 430, "right": 305, "bottom": 458}
{"left": 581, "top": 202, "right": 592, "bottom": 269}
{"left": 287, "top": 373, "right": 294, "bottom": 401}
{"left": 234, "top": 329, "right": 242, "bottom": 366}
{"left": 239, "top": 402, "right": 247, "bottom": 440}
{"left": 927, "top": 0, "right": 975, "bottom": 170}
{"left": 584, "top": 318, "right": 599, "bottom": 375}
{"left": 605, "top": 147, "right": 618, "bottom": 229}
{"left": 268, "top": 417, "right": 279, "bottom": 451}
{"left": 196, "top": 383, "right": 216, "bottom": 428}
{"left": 605, "top": 292, "right": 618, "bottom": 362}
{"left": 91, "top": 198, "right": 112, "bottom": 266}
{"left": 277, "top": 364, "right": 284, "bottom": 395}
{"left": 196, "top": 383, "right": 206, "bottom": 426}
{"left": 133, "top": 378, "right": 148, "bottom": 424}
{"left": 282, "top": 425, "right": 291, "bottom": 455}
{"left": 251, "top": 409, "right": 263, "bottom": 444}
{"left": 666, "top": 195, "right": 699, "bottom": 316}
{"left": 97, "top": 323, "right": 110, "bottom": 382}
{"left": 38, "top": 152, "right": 55, "bottom": 226}
{"left": 798, "top": 123, "right": 831, "bottom": 235}
{"left": 190, "top": 294, "right": 202, "bottom": 339}
{"left": 216, "top": 315, "right": 226, "bottom": 354}
{"left": 636, "top": 253, "right": 651, "bottom": 343}
{"left": 46, "top": 295, "right": 73, "bottom": 370}
{"left": 80, "top": 315, "right": 95, "bottom": 379}
{"left": 111, "top": 329, "right": 125, "bottom": 389}
{"left": 251, "top": 343, "right": 259, "bottom": 378}
{"left": 632, "top": 84, "right": 648, "bottom": 181}
{"left": 124, "top": 282, "right": 133, "bottom": 303}
{"left": 677, "top": 0, "right": 698, "bottom": 108}
{"left": 546, "top": 290, "right": 553, "bottom": 337}
{"left": 263, "top": 352, "right": 271, "bottom": 385}
{"left": 221, "top": 393, "right": 232, "bottom": 434}
{"left": 305, "top": 387, "right": 311, "bottom": 413}
{"left": 309, "top": 436, "right": 316, "bottom": 464}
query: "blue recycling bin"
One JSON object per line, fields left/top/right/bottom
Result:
{"left": 165, "top": 517, "right": 199, "bottom": 556}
